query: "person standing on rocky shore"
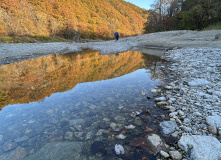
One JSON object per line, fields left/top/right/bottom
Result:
{"left": 114, "top": 32, "right": 119, "bottom": 41}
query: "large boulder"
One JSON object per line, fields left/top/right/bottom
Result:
{"left": 178, "top": 135, "right": 221, "bottom": 160}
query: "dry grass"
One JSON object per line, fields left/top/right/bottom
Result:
{"left": 0, "top": 35, "right": 72, "bottom": 43}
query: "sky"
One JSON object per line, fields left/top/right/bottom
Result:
{"left": 124, "top": 0, "right": 155, "bottom": 10}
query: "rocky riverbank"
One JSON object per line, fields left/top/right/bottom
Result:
{"left": 0, "top": 30, "right": 221, "bottom": 66}
{"left": 153, "top": 48, "right": 221, "bottom": 159}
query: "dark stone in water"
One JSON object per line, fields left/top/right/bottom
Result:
{"left": 126, "top": 150, "right": 157, "bottom": 160}
{"left": 91, "top": 141, "right": 107, "bottom": 155}
{"left": 162, "top": 135, "right": 177, "bottom": 145}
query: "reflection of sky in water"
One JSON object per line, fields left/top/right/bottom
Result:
{"left": 0, "top": 51, "right": 164, "bottom": 160}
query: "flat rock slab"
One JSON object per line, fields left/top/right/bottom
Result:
{"left": 178, "top": 135, "right": 221, "bottom": 160}
{"left": 24, "top": 141, "right": 84, "bottom": 160}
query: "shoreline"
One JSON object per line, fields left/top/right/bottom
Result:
{"left": 154, "top": 48, "right": 221, "bottom": 159}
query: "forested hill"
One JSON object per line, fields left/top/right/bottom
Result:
{"left": 0, "top": 0, "right": 148, "bottom": 39}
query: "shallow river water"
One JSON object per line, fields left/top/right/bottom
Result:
{"left": 0, "top": 50, "right": 168, "bottom": 160}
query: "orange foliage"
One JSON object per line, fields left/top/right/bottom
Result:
{"left": 0, "top": 0, "right": 148, "bottom": 39}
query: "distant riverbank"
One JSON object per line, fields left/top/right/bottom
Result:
{"left": 0, "top": 30, "right": 221, "bottom": 65}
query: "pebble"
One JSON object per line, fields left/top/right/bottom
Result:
{"left": 169, "top": 150, "right": 182, "bottom": 160}
{"left": 160, "top": 150, "right": 170, "bottom": 158}
{"left": 3, "top": 142, "right": 18, "bottom": 152}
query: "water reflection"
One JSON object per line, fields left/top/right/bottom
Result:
{"left": 0, "top": 50, "right": 163, "bottom": 109}
{"left": 0, "top": 50, "right": 166, "bottom": 160}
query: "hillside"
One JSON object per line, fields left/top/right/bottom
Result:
{"left": 0, "top": 0, "right": 148, "bottom": 40}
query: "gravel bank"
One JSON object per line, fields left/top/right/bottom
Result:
{"left": 0, "top": 30, "right": 221, "bottom": 65}
{"left": 153, "top": 48, "right": 221, "bottom": 159}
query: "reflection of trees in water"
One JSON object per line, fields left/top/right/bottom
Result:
{"left": 0, "top": 50, "right": 164, "bottom": 109}
{"left": 142, "top": 54, "right": 165, "bottom": 81}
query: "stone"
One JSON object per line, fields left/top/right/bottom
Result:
{"left": 146, "top": 133, "right": 167, "bottom": 155}
{"left": 178, "top": 110, "right": 184, "bottom": 116}
{"left": 157, "top": 101, "right": 167, "bottom": 107}
{"left": 213, "top": 91, "right": 221, "bottom": 97}
{"left": 23, "top": 141, "right": 84, "bottom": 160}
{"left": 171, "top": 131, "right": 179, "bottom": 138}
{"left": 160, "top": 121, "right": 177, "bottom": 135}
{"left": 64, "top": 131, "right": 73, "bottom": 140}
{"left": 169, "top": 112, "right": 178, "bottom": 118}
{"left": 115, "top": 144, "right": 124, "bottom": 155}
{"left": 169, "top": 150, "right": 182, "bottom": 160}
{"left": 110, "top": 123, "right": 117, "bottom": 131}
{"left": 14, "top": 136, "right": 29, "bottom": 143}
{"left": 165, "top": 86, "right": 173, "bottom": 90}
{"left": 0, "top": 146, "right": 26, "bottom": 160}
{"left": 151, "top": 89, "right": 161, "bottom": 94}
{"left": 69, "top": 119, "right": 85, "bottom": 126}
{"left": 125, "top": 124, "right": 136, "bottom": 129}
{"left": 182, "top": 126, "right": 192, "bottom": 132}
{"left": 3, "top": 142, "right": 17, "bottom": 152}
{"left": 208, "top": 125, "right": 218, "bottom": 135}
{"left": 188, "top": 79, "right": 211, "bottom": 86}
{"left": 206, "top": 115, "right": 221, "bottom": 128}
{"left": 114, "top": 115, "right": 125, "bottom": 121}
{"left": 160, "top": 150, "right": 170, "bottom": 158}
{"left": 178, "top": 135, "right": 221, "bottom": 160}
{"left": 134, "top": 118, "right": 143, "bottom": 126}
{"left": 155, "top": 97, "right": 167, "bottom": 101}
{"left": 116, "top": 134, "right": 127, "bottom": 140}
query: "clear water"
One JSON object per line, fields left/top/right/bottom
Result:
{"left": 0, "top": 50, "right": 166, "bottom": 160}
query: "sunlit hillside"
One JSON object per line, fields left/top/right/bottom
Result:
{"left": 0, "top": 0, "right": 148, "bottom": 40}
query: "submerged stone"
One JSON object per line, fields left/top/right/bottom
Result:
{"left": 23, "top": 141, "right": 84, "bottom": 160}
{"left": 91, "top": 141, "right": 107, "bottom": 155}
{"left": 115, "top": 144, "right": 125, "bottom": 155}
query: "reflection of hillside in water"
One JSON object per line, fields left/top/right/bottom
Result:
{"left": 0, "top": 50, "right": 164, "bottom": 109}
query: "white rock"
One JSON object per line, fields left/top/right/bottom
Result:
{"left": 213, "top": 91, "right": 221, "bottom": 97}
{"left": 155, "top": 97, "right": 167, "bottom": 101}
{"left": 182, "top": 126, "right": 192, "bottom": 132}
{"left": 178, "top": 110, "right": 185, "bottom": 116}
{"left": 188, "top": 79, "right": 210, "bottom": 86}
{"left": 146, "top": 133, "right": 166, "bottom": 155}
{"left": 169, "top": 151, "right": 182, "bottom": 160}
{"left": 169, "top": 112, "right": 178, "bottom": 118}
{"left": 206, "top": 115, "right": 221, "bottom": 128}
{"left": 165, "top": 85, "right": 173, "bottom": 90}
{"left": 157, "top": 101, "right": 167, "bottom": 106}
{"left": 116, "top": 134, "right": 127, "bottom": 139}
{"left": 160, "top": 150, "right": 170, "bottom": 158}
{"left": 178, "top": 135, "right": 221, "bottom": 160}
{"left": 115, "top": 144, "right": 125, "bottom": 155}
{"left": 151, "top": 89, "right": 161, "bottom": 94}
{"left": 125, "top": 124, "right": 136, "bottom": 129}
{"left": 160, "top": 121, "right": 177, "bottom": 134}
